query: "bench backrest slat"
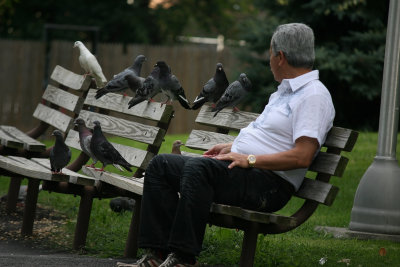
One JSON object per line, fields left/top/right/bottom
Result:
{"left": 78, "top": 110, "right": 165, "bottom": 146}
{"left": 50, "top": 65, "right": 92, "bottom": 90}
{"left": 42, "top": 84, "right": 84, "bottom": 113}
{"left": 33, "top": 103, "right": 73, "bottom": 133}
{"left": 84, "top": 89, "right": 174, "bottom": 123}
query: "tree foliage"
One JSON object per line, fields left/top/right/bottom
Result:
{"left": 238, "top": 0, "right": 390, "bottom": 130}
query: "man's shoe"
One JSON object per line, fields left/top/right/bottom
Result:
{"left": 116, "top": 252, "right": 163, "bottom": 267}
{"left": 159, "top": 253, "right": 198, "bottom": 267}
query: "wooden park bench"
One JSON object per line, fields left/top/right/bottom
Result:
{"left": 0, "top": 65, "right": 92, "bottom": 234}
{"left": 113, "top": 104, "right": 358, "bottom": 266}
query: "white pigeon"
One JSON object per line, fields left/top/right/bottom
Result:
{"left": 73, "top": 41, "right": 107, "bottom": 88}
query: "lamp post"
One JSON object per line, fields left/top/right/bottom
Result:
{"left": 349, "top": 0, "right": 400, "bottom": 234}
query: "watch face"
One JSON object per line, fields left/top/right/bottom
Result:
{"left": 248, "top": 155, "right": 256, "bottom": 166}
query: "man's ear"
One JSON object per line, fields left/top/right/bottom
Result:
{"left": 278, "top": 50, "right": 286, "bottom": 66}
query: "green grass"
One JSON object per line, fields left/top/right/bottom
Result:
{"left": 1, "top": 133, "right": 400, "bottom": 266}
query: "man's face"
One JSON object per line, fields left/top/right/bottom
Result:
{"left": 269, "top": 47, "right": 280, "bottom": 82}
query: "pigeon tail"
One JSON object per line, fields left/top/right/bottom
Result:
{"left": 191, "top": 96, "right": 207, "bottom": 110}
{"left": 95, "top": 88, "right": 109, "bottom": 99}
{"left": 128, "top": 97, "right": 146, "bottom": 109}
{"left": 177, "top": 95, "right": 191, "bottom": 109}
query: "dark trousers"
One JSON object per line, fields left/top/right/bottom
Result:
{"left": 138, "top": 154, "right": 294, "bottom": 256}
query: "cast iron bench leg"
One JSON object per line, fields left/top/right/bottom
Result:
{"left": 21, "top": 178, "right": 41, "bottom": 236}
{"left": 73, "top": 186, "right": 94, "bottom": 250}
{"left": 6, "top": 177, "right": 22, "bottom": 213}
{"left": 124, "top": 197, "right": 142, "bottom": 258}
{"left": 239, "top": 223, "right": 259, "bottom": 267}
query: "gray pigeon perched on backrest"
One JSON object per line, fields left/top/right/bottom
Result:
{"left": 212, "top": 73, "right": 252, "bottom": 117}
{"left": 156, "top": 61, "right": 191, "bottom": 109}
{"left": 90, "top": 121, "right": 133, "bottom": 172}
{"left": 50, "top": 130, "right": 71, "bottom": 174}
{"left": 192, "top": 63, "right": 229, "bottom": 110}
{"left": 95, "top": 55, "right": 147, "bottom": 99}
{"left": 127, "top": 64, "right": 161, "bottom": 109}
{"left": 73, "top": 41, "right": 107, "bottom": 88}
{"left": 74, "top": 118, "right": 97, "bottom": 168}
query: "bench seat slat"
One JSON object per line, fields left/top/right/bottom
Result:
{"left": 84, "top": 89, "right": 174, "bottom": 123}
{"left": 195, "top": 105, "right": 258, "bottom": 131}
{"left": 82, "top": 166, "right": 144, "bottom": 195}
{"left": 33, "top": 103, "right": 73, "bottom": 133}
{"left": 78, "top": 110, "right": 165, "bottom": 146}
{"left": 50, "top": 65, "right": 92, "bottom": 91}
{"left": 0, "top": 126, "right": 46, "bottom": 152}
{"left": 210, "top": 203, "right": 297, "bottom": 227}
{"left": 0, "top": 128, "right": 24, "bottom": 149}
{"left": 31, "top": 158, "right": 98, "bottom": 186}
{"left": 185, "top": 129, "right": 236, "bottom": 151}
{"left": 42, "top": 84, "right": 83, "bottom": 113}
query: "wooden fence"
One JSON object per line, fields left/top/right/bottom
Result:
{"left": 0, "top": 39, "right": 240, "bottom": 135}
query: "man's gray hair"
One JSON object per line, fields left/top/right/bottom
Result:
{"left": 271, "top": 23, "right": 315, "bottom": 69}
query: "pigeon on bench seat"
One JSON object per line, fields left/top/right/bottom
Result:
{"left": 73, "top": 41, "right": 107, "bottom": 88}
{"left": 212, "top": 73, "right": 252, "bottom": 117}
{"left": 96, "top": 55, "right": 147, "bottom": 99}
{"left": 50, "top": 130, "right": 71, "bottom": 174}
{"left": 192, "top": 63, "right": 229, "bottom": 110}
{"left": 90, "top": 121, "right": 133, "bottom": 172}
{"left": 74, "top": 118, "right": 97, "bottom": 168}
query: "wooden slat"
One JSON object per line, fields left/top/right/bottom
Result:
{"left": 0, "top": 128, "right": 24, "bottom": 149}
{"left": 50, "top": 65, "right": 92, "bottom": 91}
{"left": 82, "top": 166, "right": 144, "bottom": 195}
{"left": 324, "top": 127, "right": 359, "bottom": 152}
{"left": 0, "top": 125, "right": 46, "bottom": 152}
{"left": 185, "top": 129, "right": 236, "bottom": 151}
{"left": 0, "top": 155, "right": 69, "bottom": 182}
{"left": 42, "top": 84, "right": 83, "bottom": 113}
{"left": 84, "top": 89, "right": 174, "bottom": 123}
{"left": 195, "top": 105, "right": 258, "bottom": 131}
{"left": 65, "top": 129, "right": 154, "bottom": 169}
{"left": 33, "top": 103, "right": 73, "bottom": 133}
{"left": 31, "top": 158, "right": 98, "bottom": 186}
{"left": 210, "top": 203, "right": 297, "bottom": 227}
{"left": 78, "top": 110, "right": 165, "bottom": 146}
{"left": 309, "top": 152, "right": 349, "bottom": 177}
{"left": 295, "top": 178, "right": 339, "bottom": 205}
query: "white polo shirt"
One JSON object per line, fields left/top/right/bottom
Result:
{"left": 231, "top": 70, "right": 335, "bottom": 191}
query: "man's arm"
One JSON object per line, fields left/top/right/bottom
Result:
{"left": 214, "top": 136, "right": 319, "bottom": 170}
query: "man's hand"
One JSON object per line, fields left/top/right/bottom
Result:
{"left": 203, "top": 143, "right": 232, "bottom": 158}
{"left": 214, "top": 152, "right": 249, "bottom": 169}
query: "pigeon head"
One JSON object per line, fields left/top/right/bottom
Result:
{"left": 155, "top": 61, "right": 170, "bottom": 74}
{"left": 239, "top": 73, "right": 252, "bottom": 91}
{"left": 93, "top": 121, "right": 101, "bottom": 127}
{"left": 216, "top": 63, "right": 223, "bottom": 72}
{"left": 52, "top": 130, "right": 64, "bottom": 140}
{"left": 73, "top": 41, "right": 83, "bottom": 48}
{"left": 135, "top": 55, "right": 147, "bottom": 64}
{"left": 74, "top": 118, "right": 86, "bottom": 126}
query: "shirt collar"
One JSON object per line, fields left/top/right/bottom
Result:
{"left": 278, "top": 70, "right": 319, "bottom": 92}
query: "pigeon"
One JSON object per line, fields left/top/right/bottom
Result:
{"left": 110, "top": 197, "right": 135, "bottom": 213}
{"left": 191, "top": 63, "right": 229, "bottom": 110}
{"left": 171, "top": 140, "right": 184, "bottom": 154}
{"left": 90, "top": 121, "right": 133, "bottom": 172}
{"left": 95, "top": 55, "right": 147, "bottom": 99}
{"left": 127, "top": 64, "right": 161, "bottom": 109}
{"left": 73, "top": 41, "right": 107, "bottom": 88}
{"left": 50, "top": 130, "right": 71, "bottom": 174}
{"left": 74, "top": 118, "right": 97, "bottom": 168}
{"left": 156, "top": 61, "right": 191, "bottom": 109}
{"left": 212, "top": 73, "right": 252, "bottom": 117}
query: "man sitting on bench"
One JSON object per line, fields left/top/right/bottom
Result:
{"left": 123, "top": 22, "right": 335, "bottom": 267}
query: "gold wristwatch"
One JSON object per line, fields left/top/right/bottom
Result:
{"left": 247, "top": 154, "right": 256, "bottom": 168}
